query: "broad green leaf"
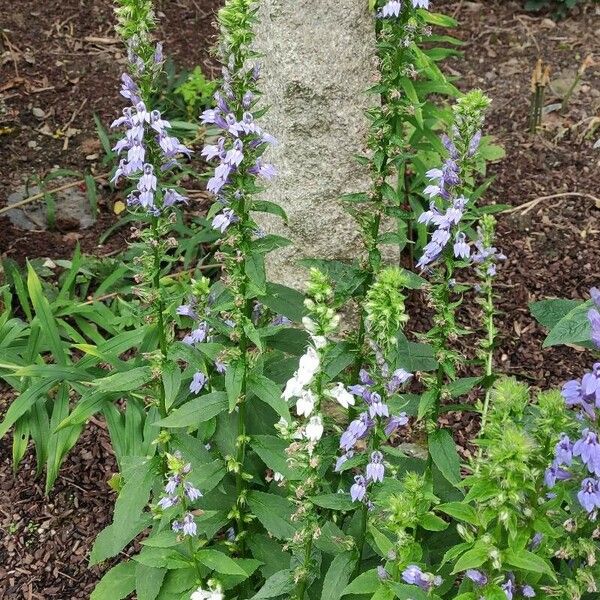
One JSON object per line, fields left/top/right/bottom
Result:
{"left": 530, "top": 298, "right": 582, "bottom": 330}
{"left": 247, "top": 491, "right": 295, "bottom": 539}
{"left": 504, "top": 548, "right": 557, "bottom": 581}
{"left": 196, "top": 549, "right": 248, "bottom": 576}
{"left": 312, "top": 493, "right": 355, "bottom": 511}
{"left": 451, "top": 545, "right": 490, "bottom": 574}
{"left": 250, "top": 569, "right": 294, "bottom": 599}
{"left": 136, "top": 564, "right": 167, "bottom": 600}
{"left": 342, "top": 569, "right": 380, "bottom": 595}
{"left": 225, "top": 361, "right": 245, "bottom": 412}
{"left": 246, "top": 253, "right": 267, "bottom": 296}
{"left": 154, "top": 392, "right": 228, "bottom": 428}
{"left": 91, "top": 561, "right": 137, "bottom": 600}
{"left": 390, "top": 582, "right": 430, "bottom": 599}
{"left": 429, "top": 428, "right": 461, "bottom": 487}
{"left": 436, "top": 502, "right": 478, "bottom": 526}
{"left": 248, "top": 374, "right": 289, "bottom": 420}
{"left": 252, "top": 200, "right": 288, "bottom": 222}
{"left": 251, "top": 234, "right": 292, "bottom": 254}
{"left": 543, "top": 301, "right": 592, "bottom": 348}
{"left": 419, "top": 512, "right": 449, "bottom": 531}
{"left": 247, "top": 534, "right": 291, "bottom": 578}
{"left": 321, "top": 551, "right": 357, "bottom": 600}
{"left": 395, "top": 332, "right": 437, "bottom": 372}
{"left": 251, "top": 435, "right": 301, "bottom": 479}
{"left": 90, "top": 457, "right": 157, "bottom": 564}
{"left": 261, "top": 283, "right": 306, "bottom": 323}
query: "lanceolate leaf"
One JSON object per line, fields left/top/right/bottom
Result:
{"left": 154, "top": 392, "right": 228, "bottom": 428}
{"left": 429, "top": 428, "right": 461, "bottom": 487}
{"left": 91, "top": 561, "right": 137, "bottom": 600}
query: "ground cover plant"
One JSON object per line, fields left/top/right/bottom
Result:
{"left": 0, "top": 0, "right": 599, "bottom": 599}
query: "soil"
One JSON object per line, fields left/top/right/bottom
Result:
{"left": 1, "top": 0, "right": 599, "bottom": 597}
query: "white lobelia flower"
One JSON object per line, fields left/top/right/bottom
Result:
{"left": 305, "top": 415, "right": 324, "bottom": 442}
{"left": 301, "top": 316, "right": 318, "bottom": 334}
{"left": 310, "top": 334, "right": 327, "bottom": 349}
{"left": 282, "top": 374, "right": 304, "bottom": 401}
{"left": 191, "top": 586, "right": 224, "bottom": 600}
{"left": 328, "top": 383, "right": 355, "bottom": 409}
{"left": 296, "top": 389, "right": 316, "bottom": 417}
{"left": 273, "top": 471, "right": 284, "bottom": 482}
{"left": 297, "top": 346, "right": 320, "bottom": 385}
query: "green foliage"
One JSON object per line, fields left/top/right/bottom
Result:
{"left": 175, "top": 66, "right": 218, "bottom": 118}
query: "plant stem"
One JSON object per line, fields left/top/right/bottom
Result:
{"left": 294, "top": 537, "right": 313, "bottom": 600}
{"left": 151, "top": 217, "right": 169, "bottom": 419}
{"left": 479, "top": 272, "right": 495, "bottom": 436}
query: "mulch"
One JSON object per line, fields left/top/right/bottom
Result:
{"left": 1, "top": 0, "right": 599, "bottom": 597}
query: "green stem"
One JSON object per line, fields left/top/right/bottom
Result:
{"left": 294, "top": 537, "right": 314, "bottom": 600}
{"left": 151, "top": 217, "right": 169, "bottom": 419}
{"left": 479, "top": 273, "right": 495, "bottom": 437}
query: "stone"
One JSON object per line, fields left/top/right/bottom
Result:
{"left": 6, "top": 181, "right": 95, "bottom": 231}
{"left": 254, "top": 0, "right": 377, "bottom": 289}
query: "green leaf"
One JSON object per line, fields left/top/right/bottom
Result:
{"left": 91, "top": 561, "right": 137, "bottom": 600}
{"left": 300, "top": 259, "right": 368, "bottom": 302}
{"left": 312, "top": 493, "right": 355, "bottom": 511}
{"left": 196, "top": 549, "right": 248, "bottom": 576}
{"left": 246, "top": 253, "right": 267, "bottom": 296}
{"left": 250, "top": 569, "right": 294, "bottom": 599}
{"left": 261, "top": 283, "right": 306, "bottom": 323}
{"left": 225, "top": 361, "right": 245, "bottom": 412}
{"left": 135, "top": 564, "right": 166, "bottom": 600}
{"left": 389, "top": 582, "right": 430, "bottom": 600}
{"left": 395, "top": 332, "right": 437, "bottom": 372}
{"left": 154, "top": 392, "right": 228, "bottom": 428}
{"left": 251, "top": 435, "right": 301, "bottom": 479}
{"left": 436, "top": 502, "right": 478, "bottom": 526}
{"left": 248, "top": 374, "right": 290, "bottom": 421}
{"left": 247, "top": 534, "right": 291, "bottom": 578}
{"left": 451, "top": 545, "right": 490, "bottom": 574}
{"left": 252, "top": 200, "right": 288, "bottom": 222}
{"left": 27, "top": 263, "right": 67, "bottom": 364}
{"left": 429, "top": 428, "right": 461, "bottom": 487}
{"left": 543, "top": 301, "right": 592, "bottom": 348}
{"left": 0, "top": 379, "right": 54, "bottom": 438}
{"left": 419, "top": 512, "right": 449, "bottom": 531}
{"left": 504, "top": 548, "right": 557, "bottom": 581}
{"left": 92, "top": 366, "right": 153, "bottom": 393}
{"left": 247, "top": 491, "right": 295, "bottom": 539}
{"left": 90, "top": 457, "right": 156, "bottom": 565}
{"left": 251, "top": 234, "right": 292, "bottom": 254}
{"left": 342, "top": 569, "right": 380, "bottom": 595}
{"left": 162, "top": 363, "right": 182, "bottom": 412}
{"left": 321, "top": 551, "right": 357, "bottom": 600}
{"left": 529, "top": 298, "right": 583, "bottom": 330}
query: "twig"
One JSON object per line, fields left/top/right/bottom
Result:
{"left": 0, "top": 174, "right": 109, "bottom": 216}
{"left": 504, "top": 192, "right": 600, "bottom": 216}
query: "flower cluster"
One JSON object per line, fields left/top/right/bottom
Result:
{"left": 111, "top": 72, "right": 190, "bottom": 214}
{"left": 380, "top": 0, "right": 430, "bottom": 19}
{"left": 155, "top": 453, "right": 203, "bottom": 538}
{"left": 201, "top": 65, "right": 276, "bottom": 233}
{"left": 176, "top": 276, "right": 219, "bottom": 394}
{"left": 337, "top": 366, "right": 411, "bottom": 503}
{"left": 402, "top": 564, "right": 442, "bottom": 591}
{"left": 416, "top": 90, "right": 491, "bottom": 269}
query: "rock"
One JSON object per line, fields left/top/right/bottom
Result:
{"left": 254, "top": 0, "right": 377, "bottom": 289}
{"left": 6, "top": 181, "right": 95, "bottom": 231}
{"left": 32, "top": 107, "right": 45, "bottom": 119}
